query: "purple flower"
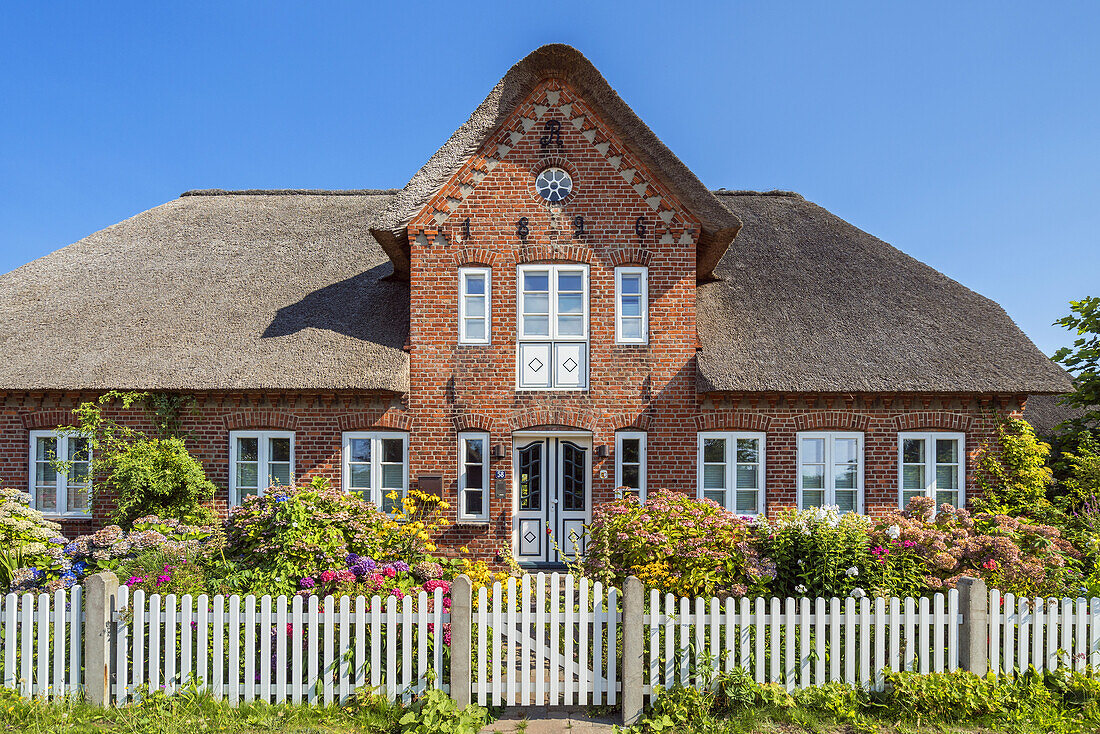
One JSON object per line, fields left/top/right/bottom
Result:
{"left": 299, "top": 577, "right": 315, "bottom": 589}
{"left": 392, "top": 561, "right": 409, "bottom": 573}
{"left": 345, "top": 553, "right": 360, "bottom": 567}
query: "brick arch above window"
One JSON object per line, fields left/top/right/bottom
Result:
{"left": 891, "top": 412, "right": 973, "bottom": 433}
{"left": 693, "top": 411, "right": 772, "bottom": 432}
{"left": 794, "top": 411, "right": 871, "bottom": 432}
{"left": 223, "top": 411, "right": 300, "bottom": 431}
{"left": 452, "top": 247, "right": 500, "bottom": 268}
{"left": 507, "top": 407, "right": 601, "bottom": 432}
{"left": 607, "top": 247, "right": 652, "bottom": 268}
{"left": 21, "top": 410, "right": 79, "bottom": 431}
{"left": 452, "top": 412, "right": 497, "bottom": 433}
{"left": 337, "top": 411, "right": 413, "bottom": 433}
{"left": 609, "top": 411, "right": 652, "bottom": 431}
{"left": 515, "top": 245, "right": 592, "bottom": 265}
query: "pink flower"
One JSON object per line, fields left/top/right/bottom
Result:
{"left": 320, "top": 570, "right": 337, "bottom": 583}
{"left": 384, "top": 567, "right": 397, "bottom": 579}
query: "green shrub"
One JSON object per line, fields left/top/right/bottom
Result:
{"left": 973, "top": 417, "right": 1060, "bottom": 521}
{"left": 756, "top": 506, "right": 872, "bottom": 599}
{"left": 70, "top": 391, "right": 216, "bottom": 526}
{"left": 583, "top": 489, "right": 772, "bottom": 599}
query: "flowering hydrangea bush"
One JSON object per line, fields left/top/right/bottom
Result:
{"left": 0, "top": 487, "right": 68, "bottom": 591}
{"left": 869, "top": 497, "right": 1082, "bottom": 597}
{"left": 583, "top": 489, "right": 772, "bottom": 598}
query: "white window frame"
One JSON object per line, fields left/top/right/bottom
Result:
{"left": 796, "top": 431, "right": 864, "bottom": 513}
{"left": 229, "top": 430, "right": 295, "bottom": 506}
{"left": 459, "top": 267, "right": 491, "bottom": 345}
{"left": 28, "top": 429, "right": 92, "bottom": 517}
{"left": 696, "top": 431, "right": 766, "bottom": 516}
{"left": 614, "top": 266, "right": 649, "bottom": 344}
{"left": 341, "top": 431, "right": 409, "bottom": 514}
{"left": 897, "top": 432, "right": 966, "bottom": 511}
{"left": 615, "top": 431, "right": 647, "bottom": 502}
{"left": 457, "top": 432, "right": 490, "bottom": 523}
{"left": 516, "top": 263, "right": 590, "bottom": 390}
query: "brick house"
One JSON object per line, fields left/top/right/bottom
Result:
{"left": 0, "top": 45, "right": 1070, "bottom": 565}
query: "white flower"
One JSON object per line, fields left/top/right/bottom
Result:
{"left": 845, "top": 566, "right": 860, "bottom": 577}
{"left": 886, "top": 524, "right": 901, "bottom": 540}
{"left": 795, "top": 584, "right": 807, "bottom": 594}
{"left": 850, "top": 587, "right": 866, "bottom": 599}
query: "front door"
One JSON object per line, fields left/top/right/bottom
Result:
{"left": 512, "top": 432, "right": 591, "bottom": 564}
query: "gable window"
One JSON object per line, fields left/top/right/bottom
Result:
{"left": 459, "top": 267, "right": 491, "bottom": 344}
{"left": 29, "top": 430, "right": 91, "bottom": 516}
{"left": 899, "top": 432, "right": 965, "bottom": 511}
{"left": 517, "top": 264, "right": 589, "bottom": 390}
{"left": 614, "top": 267, "right": 648, "bottom": 344}
{"left": 458, "top": 432, "right": 489, "bottom": 522}
{"left": 343, "top": 432, "right": 408, "bottom": 514}
{"left": 229, "top": 431, "right": 294, "bottom": 506}
{"left": 797, "top": 432, "right": 863, "bottom": 513}
{"left": 697, "top": 432, "right": 765, "bottom": 515}
{"left": 615, "top": 431, "right": 647, "bottom": 502}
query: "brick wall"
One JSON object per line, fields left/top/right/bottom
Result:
{"left": 0, "top": 391, "right": 1023, "bottom": 551}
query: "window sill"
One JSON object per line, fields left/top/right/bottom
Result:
{"left": 454, "top": 519, "right": 490, "bottom": 527}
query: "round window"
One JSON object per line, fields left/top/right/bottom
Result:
{"left": 535, "top": 167, "right": 573, "bottom": 203}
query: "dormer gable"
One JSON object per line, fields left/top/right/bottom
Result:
{"left": 371, "top": 44, "right": 741, "bottom": 281}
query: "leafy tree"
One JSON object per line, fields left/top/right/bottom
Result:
{"left": 1053, "top": 296, "right": 1100, "bottom": 429}
{"left": 67, "top": 391, "right": 215, "bottom": 527}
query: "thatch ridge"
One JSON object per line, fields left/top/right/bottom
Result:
{"left": 182, "top": 189, "right": 401, "bottom": 197}
{"left": 371, "top": 43, "right": 742, "bottom": 281}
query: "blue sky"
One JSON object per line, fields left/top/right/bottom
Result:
{"left": 2, "top": 2, "right": 1096, "bottom": 357}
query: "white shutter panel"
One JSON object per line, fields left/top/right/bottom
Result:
{"left": 554, "top": 343, "right": 586, "bottom": 389}
{"left": 519, "top": 343, "right": 552, "bottom": 388}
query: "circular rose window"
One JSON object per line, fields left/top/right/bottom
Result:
{"left": 535, "top": 167, "right": 573, "bottom": 203}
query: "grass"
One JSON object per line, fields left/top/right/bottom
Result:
{"left": 0, "top": 686, "right": 417, "bottom": 733}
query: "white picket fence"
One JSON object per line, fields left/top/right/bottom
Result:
{"left": 1, "top": 589, "right": 83, "bottom": 700}
{"left": 3, "top": 578, "right": 1100, "bottom": 709}
{"left": 113, "top": 586, "right": 448, "bottom": 705}
{"left": 990, "top": 592, "right": 1100, "bottom": 675}
{"left": 643, "top": 590, "right": 960, "bottom": 694}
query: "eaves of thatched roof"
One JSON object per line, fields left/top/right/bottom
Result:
{"left": 370, "top": 44, "right": 742, "bottom": 281}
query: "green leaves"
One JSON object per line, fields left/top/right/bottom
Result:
{"left": 1054, "top": 297, "right": 1100, "bottom": 430}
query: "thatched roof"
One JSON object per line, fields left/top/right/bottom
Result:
{"left": 0, "top": 192, "right": 1070, "bottom": 397}
{"left": 371, "top": 44, "right": 742, "bottom": 281}
{"left": 1024, "top": 394, "right": 1085, "bottom": 436}
{"left": 696, "top": 191, "right": 1072, "bottom": 394}
{"left": 0, "top": 191, "right": 409, "bottom": 393}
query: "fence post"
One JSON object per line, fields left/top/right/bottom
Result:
{"left": 449, "top": 574, "right": 472, "bottom": 708}
{"left": 84, "top": 571, "right": 119, "bottom": 707}
{"left": 622, "top": 575, "right": 644, "bottom": 727}
{"left": 958, "top": 576, "right": 988, "bottom": 675}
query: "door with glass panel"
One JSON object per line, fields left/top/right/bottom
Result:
{"left": 513, "top": 433, "right": 591, "bottom": 563}
{"left": 798, "top": 432, "right": 863, "bottom": 513}
{"left": 899, "top": 432, "right": 964, "bottom": 511}
{"left": 698, "top": 432, "right": 765, "bottom": 516}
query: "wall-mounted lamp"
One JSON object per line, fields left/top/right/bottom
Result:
{"left": 595, "top": 444, "right": 608, "bottom": 459}
{"left": 491, "top": 443, "right": 505, "bottom": 460}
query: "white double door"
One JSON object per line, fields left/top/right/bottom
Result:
{"left": 512, "top": 432, "right": 591, "bottom": 563}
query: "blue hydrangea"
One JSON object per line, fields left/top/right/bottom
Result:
{"left": 345, "top": 553, "right": 360, "bottom": 567}
{"left": 49, "top": 537, "right": 67, "bottom": 546}
{"left": 63, "top": 542, "right": 79, "bottom": 555}
{"left": 60, "top": 573, "right": 77, "bottom": 589}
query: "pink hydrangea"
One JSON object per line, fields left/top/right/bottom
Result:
{"left": 319, "top": 570, "right": 337, "bottom": 583}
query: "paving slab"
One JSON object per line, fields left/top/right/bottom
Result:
{"left": 480, "top": 707, "right": 619, "bottom": 733}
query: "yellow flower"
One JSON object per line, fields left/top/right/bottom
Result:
{"left": 425, "top": 543, "right": 436, "bottom": 552}
{"left": 460, "top": 546, "right": 470, "bottom": 554}
{"left": 439, "top": 501, "right": 450, "bottom": 510}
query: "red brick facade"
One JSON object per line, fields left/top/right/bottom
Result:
{"left": 0, "top": 77, "right": 1030, "bottom": 563}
